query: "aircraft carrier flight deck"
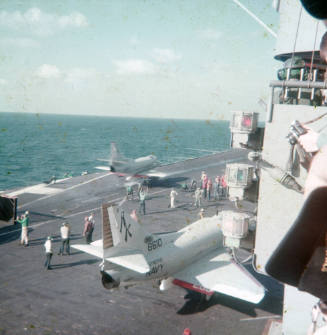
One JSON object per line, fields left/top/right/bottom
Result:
{"left": 0, "top": 148, "right": 283, "bottom": 335}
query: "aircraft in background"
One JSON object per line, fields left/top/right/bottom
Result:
{"left": 95, "top": 143, "right": 167, "bottom": 181}
{"left": 72, "top": 200, "right": 265, "bottom": 304}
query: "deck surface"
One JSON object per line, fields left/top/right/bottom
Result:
{"left": 0, "top": 149, "right": 283, "bottom": 335}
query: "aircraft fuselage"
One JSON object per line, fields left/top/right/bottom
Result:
{"left": 102, "top": 216, "right": 224, "bottom": 288}
{"left": 112, "top": 155, "right": 158, "bottom": 175}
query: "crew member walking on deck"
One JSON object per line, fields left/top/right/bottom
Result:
{"left": 221, "top": 175, "right": 227, "bottom": 198}
{"left": 44, "top": 236, "right": 53, "bottom": 270}
{"left": 232, "top": 197, "right": 242, "bottom": 209}
{"left": 58, "top": 222, "right": 70, "bottom": 255}
{"left": 139, "top": 189, "right": 146, "bottom": 215}
{"left": 213, "top": 176, "right": 220, "bottom": 200}
{"left": 18, "top": 211, "right": 29, "bottom": 246}
{"left": 88, "top": 213, "right": 95, "bottom": 242}
{"left": 170, "top": 189, "right": 178, "bottom": 209}
{"left": 126, "top": 185, "right": 134, "bottom": 200}
{"left": 201, "top": 172, "right": 208, "bottom": 199}
{"left": 207, "top": 179, "right": 212, "bottom": 201}
{"left": 83, "top": 216, "right": 93, "bottom": 244}
{"left": 194, "top": 188, "right": 202, "bottom": 208}
{"left": 199, "top": 208, "right": 205, "bottom": 219}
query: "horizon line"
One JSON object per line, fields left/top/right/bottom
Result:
{"left": 0, "top": 110, "right": 232, "bottom": 122}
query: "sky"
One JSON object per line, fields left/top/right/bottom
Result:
{"left": 0, "top": 0, "right": 279, "bottom": 120}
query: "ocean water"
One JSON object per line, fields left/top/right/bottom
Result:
{"left": 0, "top": 112, "right": 231, "bottom": 190}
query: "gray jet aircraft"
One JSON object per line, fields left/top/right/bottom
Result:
{"left": 95, "top": 143, "right": 167, "bottom": 180}
{"left": 72, "top": 201, "right": 265, "bottom": 304}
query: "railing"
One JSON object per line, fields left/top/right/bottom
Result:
{"left": 266, "top": 77, "right": 327, "bottom": 122}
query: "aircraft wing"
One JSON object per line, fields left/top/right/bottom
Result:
{"left": 172, "top": 249, "right": 265, "bottom": 304}
{"left": 72, "top": 240, "right": 104, "bottom": 258}
{"left": 123, "top": 170, "right": 169, "bottom": 179}
{"left": 106, "top": 252, "right": 150, "bottom": 273}
{"left": 94, "top": 166, "right": 168, "bottom": 178}
{"left": 95, "top": 166, "right": 111, "bottom": 171}
{"left": 97, "top": 159, "right": 110, "bottom": 162}
{"left": 146, "top": 170, "right": 169, "bottom": 178}
{"left": 72, "top": 242, "right": 150, "bottom": 273}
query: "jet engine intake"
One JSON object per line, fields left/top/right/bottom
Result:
{"left": 101, "top": 271, "right": 120, "bottom": 290}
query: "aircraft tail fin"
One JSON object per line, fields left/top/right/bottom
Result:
{"left": 72, "top": 202, "right": 150, "bottom": 273}
{"left": 102, "top": 200, "right": 151, "bottom": 255}
{"left": 110, "top": 142, "right": 126, "bottom": 161}
{"left": 109, "top": 142, "right": 131, "bottom": 171}
{"left": 110, "top": 142, "right": 119, "bottom": 160}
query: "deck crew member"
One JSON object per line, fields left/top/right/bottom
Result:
{"left": 220, "top": 175, "right": 227, "bottom": 198}
{"left": 190, "top": 179, "right": 197, "bottom": 191}
{"left": 199, "top": 208, "right": 205, "bottom": 219}
{"left": 213, "top": 176, "right": 220, "bottom": 200}
{"left": 170, "top": 189, "right": 178, "bottom": 209}
{"left": 83, "top": 216, "right": 93, "bottom": 244}
{"left": 18, "top": 211, "right": 29, "bottom": 247}
{"left": 58, "top": 222, "right": 70, "bottom": 255}
{"left": 126, "top": 185, "right": 134, "bottom": 200}
{"left": 44, "top": 236, "right": 53, "bottom": 270}
{"left": 201, "top": 171, "right": 208, "bottom": 199}
{"left": 88, "top": 213, "right": 95, "bottom": 242}
{"left": 232, "top": 196, "right": 241, "bottom": 210}
{"left": 194, "top": 188, "right": 202, "bottom": 208}
{"left": 139, "top": 189, "right": 146, "bottom": 215}
{"left": 207, "top": 179, "right": 212, "bottom": 201}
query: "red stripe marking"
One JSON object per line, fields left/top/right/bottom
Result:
{"left": 173, "top": 279, "right": 214, "bottom": 296}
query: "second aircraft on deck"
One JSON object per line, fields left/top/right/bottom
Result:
{"left": 95, "top": 143, "right": 168, "bottom": 181}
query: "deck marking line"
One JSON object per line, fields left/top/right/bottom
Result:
{"left": 18, "top": 173, "right": 113, "bottom": 209}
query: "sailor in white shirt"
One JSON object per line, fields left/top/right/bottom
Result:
{"left": 170, "top": 189, "right": 178, "bottom": 209}
{"left": 44, "top": 236, "right": 53, "bottom": 270}
{"left": 58, "top": 222, "right": 71, "bottom": 256}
